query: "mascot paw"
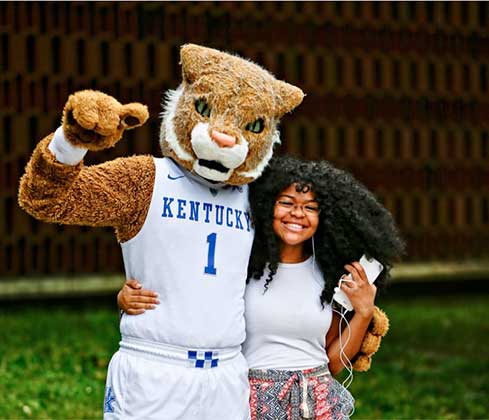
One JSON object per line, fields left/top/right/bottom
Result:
{"left": 359, "top": 331, "right": 381, "bottom": 355}
{"left": 352, "top": 354, "right": 371, "bottom": 372}
{"left": 352, "top": 306, "right": 389, "bottom": 372}
{"left": 62, "top": 90, "right": 149, "bottom": 151}
{"left": 369, "top": 306, "right": 389, "bottom": 337}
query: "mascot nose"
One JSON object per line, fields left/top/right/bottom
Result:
{"left": 211, "top": 130, "right": 236, "bottom": 148}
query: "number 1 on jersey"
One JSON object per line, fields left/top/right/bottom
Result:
{"left": 204, "top": 233, "right": 217, "bottom": 275}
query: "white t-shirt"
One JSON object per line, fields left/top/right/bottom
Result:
{"left": 243, "top": 257, "right": 333, "bottom": 370}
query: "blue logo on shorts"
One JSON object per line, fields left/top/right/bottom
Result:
{"left": 104, "top": 387, "right": 116, "bottom": 413}
{"left": 188, "top": 350, "right": 219, "bottom": 368}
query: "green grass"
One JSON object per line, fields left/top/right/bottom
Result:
{"left": 0, "top": 296, "right": 487, "bottom": 419}
{"left": 0, "top": 304, "right": 120, "bottom": 419}
{"left": 348, "top": 296, "right": 489, "bottom": 419}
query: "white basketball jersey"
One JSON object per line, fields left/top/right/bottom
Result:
{"left": 120, "top": 157, "right": 254, "bottom": 349}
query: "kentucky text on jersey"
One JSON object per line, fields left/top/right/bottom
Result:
{"left": 161, "top": 196, "right": 252, "bottom": 232}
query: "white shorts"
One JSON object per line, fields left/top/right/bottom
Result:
{"left": 103, "top": 338, "right": 250, "bottom": 420}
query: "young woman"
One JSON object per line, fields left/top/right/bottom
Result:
{"left": 118, "top": 157, "right": 404, "bottom": 419}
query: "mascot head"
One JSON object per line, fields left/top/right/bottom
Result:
{"left": 160, "top": 44, "right": 304, "bottom": 185}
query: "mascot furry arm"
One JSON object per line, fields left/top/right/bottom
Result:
{"left": 352, "top": 306, "right": 390, "bottom": 371}
{"left": 18, "top": 91, "right": 152, "bottom": 242}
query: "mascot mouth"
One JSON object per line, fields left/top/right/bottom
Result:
{"left": 198, "top": 159, "right": 229, "bottom": 174}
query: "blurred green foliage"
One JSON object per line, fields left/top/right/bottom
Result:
{"left": 0, "top": 296, "right": 487, "bottom": 419}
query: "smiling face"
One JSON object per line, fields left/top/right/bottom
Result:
{"left": 273, "top": 183, "right": 320, "bottom": 261}
{"left": 159, "top": 44, "right": 304, "bottom": 185}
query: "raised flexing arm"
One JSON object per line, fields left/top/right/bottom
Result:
{"left": 18, "top": 90, "right": 153, "bottom": 242}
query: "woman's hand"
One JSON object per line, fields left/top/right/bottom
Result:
{"left": 328, "top": 262, "right": 377, "bottom": 374}
{"left": 117, "top": 279, "right": 160, "bottom": 315}
{"left": 340, "top": 261, "right": 377, "bottom": 320}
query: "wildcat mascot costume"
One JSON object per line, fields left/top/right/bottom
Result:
{"left": 19, "top": 44, "right": 388, "bottom": 419}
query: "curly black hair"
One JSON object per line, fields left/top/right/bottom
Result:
{"left": 247, "top": 156, "right": 405, "bottom": 305}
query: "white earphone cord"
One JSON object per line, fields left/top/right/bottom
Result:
{"left": 330, "top": 294, "right": 355, "bottom": 417}
{"left": 314, "top": 236, "right": 354, "bottom": 416}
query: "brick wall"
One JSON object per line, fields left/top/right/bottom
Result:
{"left": 1, "top": 2, "right": 488, "bottom": 276}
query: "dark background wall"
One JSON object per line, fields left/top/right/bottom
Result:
{"left": 1, "top": 2, "right": 489, "bottom": 277}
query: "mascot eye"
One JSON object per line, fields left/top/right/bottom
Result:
{"left": 195, "top": 99, "right": 211, "bottom": 118}
{"left": 245, "top": 118, "right": 265, "bottom": 134}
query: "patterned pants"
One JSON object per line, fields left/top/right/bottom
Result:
{"left": 249, "top": 364, "right": 354, "bottom": 420}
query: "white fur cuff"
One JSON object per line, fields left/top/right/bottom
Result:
{"left": 48, "top": 126, "right": 87, "bottom": 165}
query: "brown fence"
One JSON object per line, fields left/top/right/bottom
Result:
{"left": 1, "top": 2, "right": 489, "bottom": 277}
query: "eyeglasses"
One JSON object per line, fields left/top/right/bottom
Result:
{"left": 275, "top": 200, "right": 321, "bottom": 216}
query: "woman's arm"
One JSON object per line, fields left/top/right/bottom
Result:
{"left": 326, "top": 261, "right": 376, "bottom": 375}
{"left": 118, "top": 279, "right": 160, "bottom": 315}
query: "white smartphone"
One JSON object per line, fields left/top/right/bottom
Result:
{"left": 332, "top": 254, "right": 384, "bottom": 311}
{"left": 358, "top": 254, "right": 384, "bottom": 284}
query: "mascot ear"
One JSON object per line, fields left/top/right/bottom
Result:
{"left": 180, "top": 43, "right": 219, "bottom": 85}
{"left": 273, "top": 80, "right": 305, "bottom": 117}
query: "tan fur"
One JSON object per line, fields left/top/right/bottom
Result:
{"left": 359, "top": 332, "right": 381, "bottom": 354}
{"left": 369, "top": 306, "right": 390, "bottom": 337}
{"left": 352, "top": 354, "right": 372, "bottom": 372}
{"left": 161, "top": 44, "right": 304, "bottom": 185}
{"left": 18, "top": 136, "right": 155, "bottom": 243}
{"left": 352, "top": 306, "right": 390, "bottom": 372}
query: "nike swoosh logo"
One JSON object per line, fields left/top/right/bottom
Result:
{"left": 168, "top": 174, "right": 185, "bottom": 180}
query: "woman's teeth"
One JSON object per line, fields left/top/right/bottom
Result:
{"left": 285, "top": 223, "right": 305, "bottom": 231}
